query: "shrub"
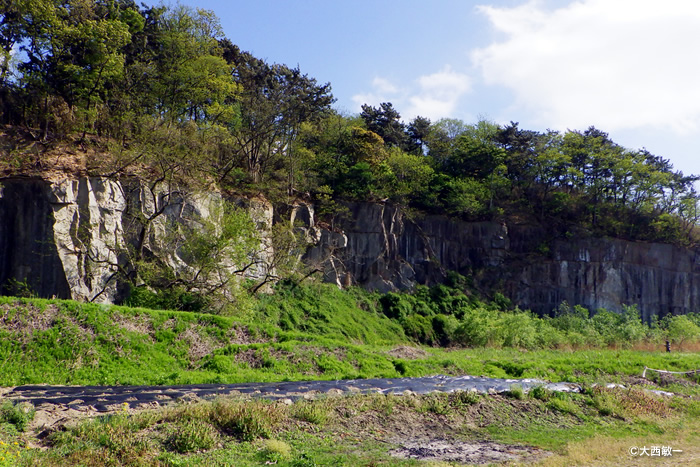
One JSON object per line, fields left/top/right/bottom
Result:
{"left": 453, "top": 307, "right": 497, "bottom": 347}
{"left": 431, "top": 314, "right": 458, "bottom": 346}
{"left": 662, "top": 315, "right": 700, "bottom": 349}
{"left": 164, "top": 420, "right": 218, "bottom": 453}
{"left": 0, "top": 402, "right": 35, "bottom": 432}
{"left": 259, "top": 439, "right": 292, "bottom": 463}
{"left": 401, "top": 313, "right": 436, "bottom": 345}
{"left": 499, "top": 311, "right": 538, "bottom": 349}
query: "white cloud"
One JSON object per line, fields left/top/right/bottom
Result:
{"left": 472, "top": 0, "right": 700, "bottom": 134}
{"left": 351, "top": 77, "right": 401, "bottom": 111}
{"left": 406, "top": 66, "right": 472, "bottom": 120}
{"left": 351, "top": 66, "right": 472, "bottom": 121}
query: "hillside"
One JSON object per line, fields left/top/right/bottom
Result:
{"left": 1, "top": 293, "right": 700, "bottom": 465}
{"left": 2, "top": 1, "right": 700, "bottom": 320}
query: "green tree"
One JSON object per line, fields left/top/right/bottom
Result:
{"left": 360, "top": 102, "right": 407, "bottom": 149}
{"left": 219, "top": 43, "right": 334, "bottom": 186}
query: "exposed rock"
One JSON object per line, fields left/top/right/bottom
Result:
{"left": 308, "top": 202, "right": 700, "bottom": 320}
{"left": 0, "top": 177, "right": 273, "bottom": 303}
{"left": 2, "top": 176, "right": 700, "bottom": 320}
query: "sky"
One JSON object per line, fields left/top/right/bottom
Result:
{"left": 182, "top": 0, "right": 700, "bottom": 177}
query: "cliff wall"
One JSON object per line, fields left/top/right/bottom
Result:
{"left": 0, "top": 177, "right": 268, "bottom": 303}
{"left": 306, "top": 203, "right": 700, "bottom": 321}
{"left": 2, "top": 177, "right": 699, "bottom": 320}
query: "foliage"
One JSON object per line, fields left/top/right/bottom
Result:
{"left": 164, "top": 420, "right": 219, "bottom": 453}
{"left": 0, "top": 2, "right": 698, "bottom": 250}
{"left": 0, "top": 401, "right": 35, "bottom": 432}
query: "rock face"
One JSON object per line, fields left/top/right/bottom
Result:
{"left": 306, "top": 202, "right": 700, "bottom": 320}
{"left": 0, "top": 177, "right": 271, "bottom": 303}
{"left": 0, "top": 179, "right": 74, "bottom": 299}
{"left": 512, "top": 238, "right": 700, "bottom": 321}
{"left": 2, "top": 177, "right": 699, "bottom": 320}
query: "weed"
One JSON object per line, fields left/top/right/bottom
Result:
{"left": 164, "top": 420, "right": 218, "bottom": 453}
{"left": 529, "top": 385, "right": 552, "bottom": 401}
{"left": 546, "top": 395, "right": 581, "bottom": 416}
{"left": 211, "top": 399, "right": 282, "bottom": 441}
{"left": 259, "top": 439, "right": 292, "bottom": 463}
{"left": 368, "top": 394, "right": 397, "bottom": 416}
{"left": 422, "top": 393, "right": 451, "bottom": 415}
{"left": 450, "top": 389, "right": 480, "bottom": 406}
{"left": 292, "top": 401, "right": 330, "bottom": 425}
{"left": 506, "top": 384, "right": 525, "bottom": 400}
{"left": 289, "top": 452, "right": 319, "bottom": 467}
{"left": 0, "top": 402, "right": 35, "bottom": 432}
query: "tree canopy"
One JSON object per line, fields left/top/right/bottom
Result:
{"left": 1, "top": 0, "right": 698, "bottom": 248}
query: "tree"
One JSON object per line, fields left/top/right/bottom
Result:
{"left": 219, "top": 43, "right": 334, "bottom": 186}
{"left": 445, "top": 120, "right": 506, "bottom": 180}
{"left": 360, "top": 102, "right": 408, "bottom": 149}
{"left": 4, "top": 0, "right": 140, "bottom": 136}
{"left": 423, "top": 117, "right": 469, "bottom": 167}
{"left": 405, "top": 115, "right": 431, "bottom": 154}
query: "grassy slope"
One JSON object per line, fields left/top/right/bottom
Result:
{"left": 2, "top": 288, "right": 700, "bottom": 466}
{"left": 2, "top": 290, "right": 700, "bottom": 387}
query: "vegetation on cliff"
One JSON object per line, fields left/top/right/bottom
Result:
{"left": 1, "top": 0, "right": 698, "bottom": 249}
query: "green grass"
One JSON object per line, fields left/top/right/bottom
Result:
{"left": 2, "top": 294, "right": 700, "bottom": 388}
{"left": 2, "top": 284, "right": 700, "bottom": 465}
{"left": 8, "top": 387, "right": 698, "bottom": 466}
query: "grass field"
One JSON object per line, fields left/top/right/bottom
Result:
{"left": 1, "top": 289, "right": 700, "bottom": 465}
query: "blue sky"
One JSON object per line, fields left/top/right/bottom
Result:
{"left": 182, "top": 0, "right": 700, "bottom": 177}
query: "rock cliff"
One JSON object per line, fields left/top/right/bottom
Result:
{"left": 306, "top": 202, "right": 700, "bottom": 321}
{"left": 0, "top": 177, "right": 270, "bottom": 303}
{"left": 2, "top": 177, "right": 699, "bottom": 320}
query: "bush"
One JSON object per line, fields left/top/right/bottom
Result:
{"left": 0, "top": 402, "right": 35, "bottom": 432}
{"left": 499, "top": 312, "right": 538, "bottom": 349}
{"left": 401, "top": 314, "right": 436, "bottom": 345}
{"left": 164, "top": 420, "right": 218, "bottom": 453}
{"left": 453, "top": 307, "right": 497, "bottom": 347}
{"left": 259, "top": 439, "right": 292, "bottom": 463}
{"left": 125, "top": 286, "right": 209, "bottom": 312}
{"left": 662, "top": 314, "right": 700, "bottom": 348}
{"left": 432, "top": 314, "right": 459, "bottom": 346}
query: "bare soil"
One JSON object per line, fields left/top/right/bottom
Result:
{"left": 390, "top": 439, "right": 548, "bottom": 465}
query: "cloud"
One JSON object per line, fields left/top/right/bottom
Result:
{"left": 352, "top": 66, "right": 472, "bottom": 121}
{"left": 350, "top": 77, "right": 401, "bottom": 111}
{"left": 472, "top": 0, "right": 700, "bottom": 134}
{"left": 406, "top": 66, "right": 473, "bottom": 120}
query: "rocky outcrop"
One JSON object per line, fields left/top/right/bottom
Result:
{"left": 305, "top": 203, "right": 514, "bottom": 292}
{"left": 2, "top": 177, "right": 699, "bottom": 320}
{"left": 511, "top": 238, "right": 700, "bottom": 321}
{"left": 307, "top": 202, "right": 700, "bottom": 320}
{"left": 0, "top": 177, "right": 272, "bottom": 303}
